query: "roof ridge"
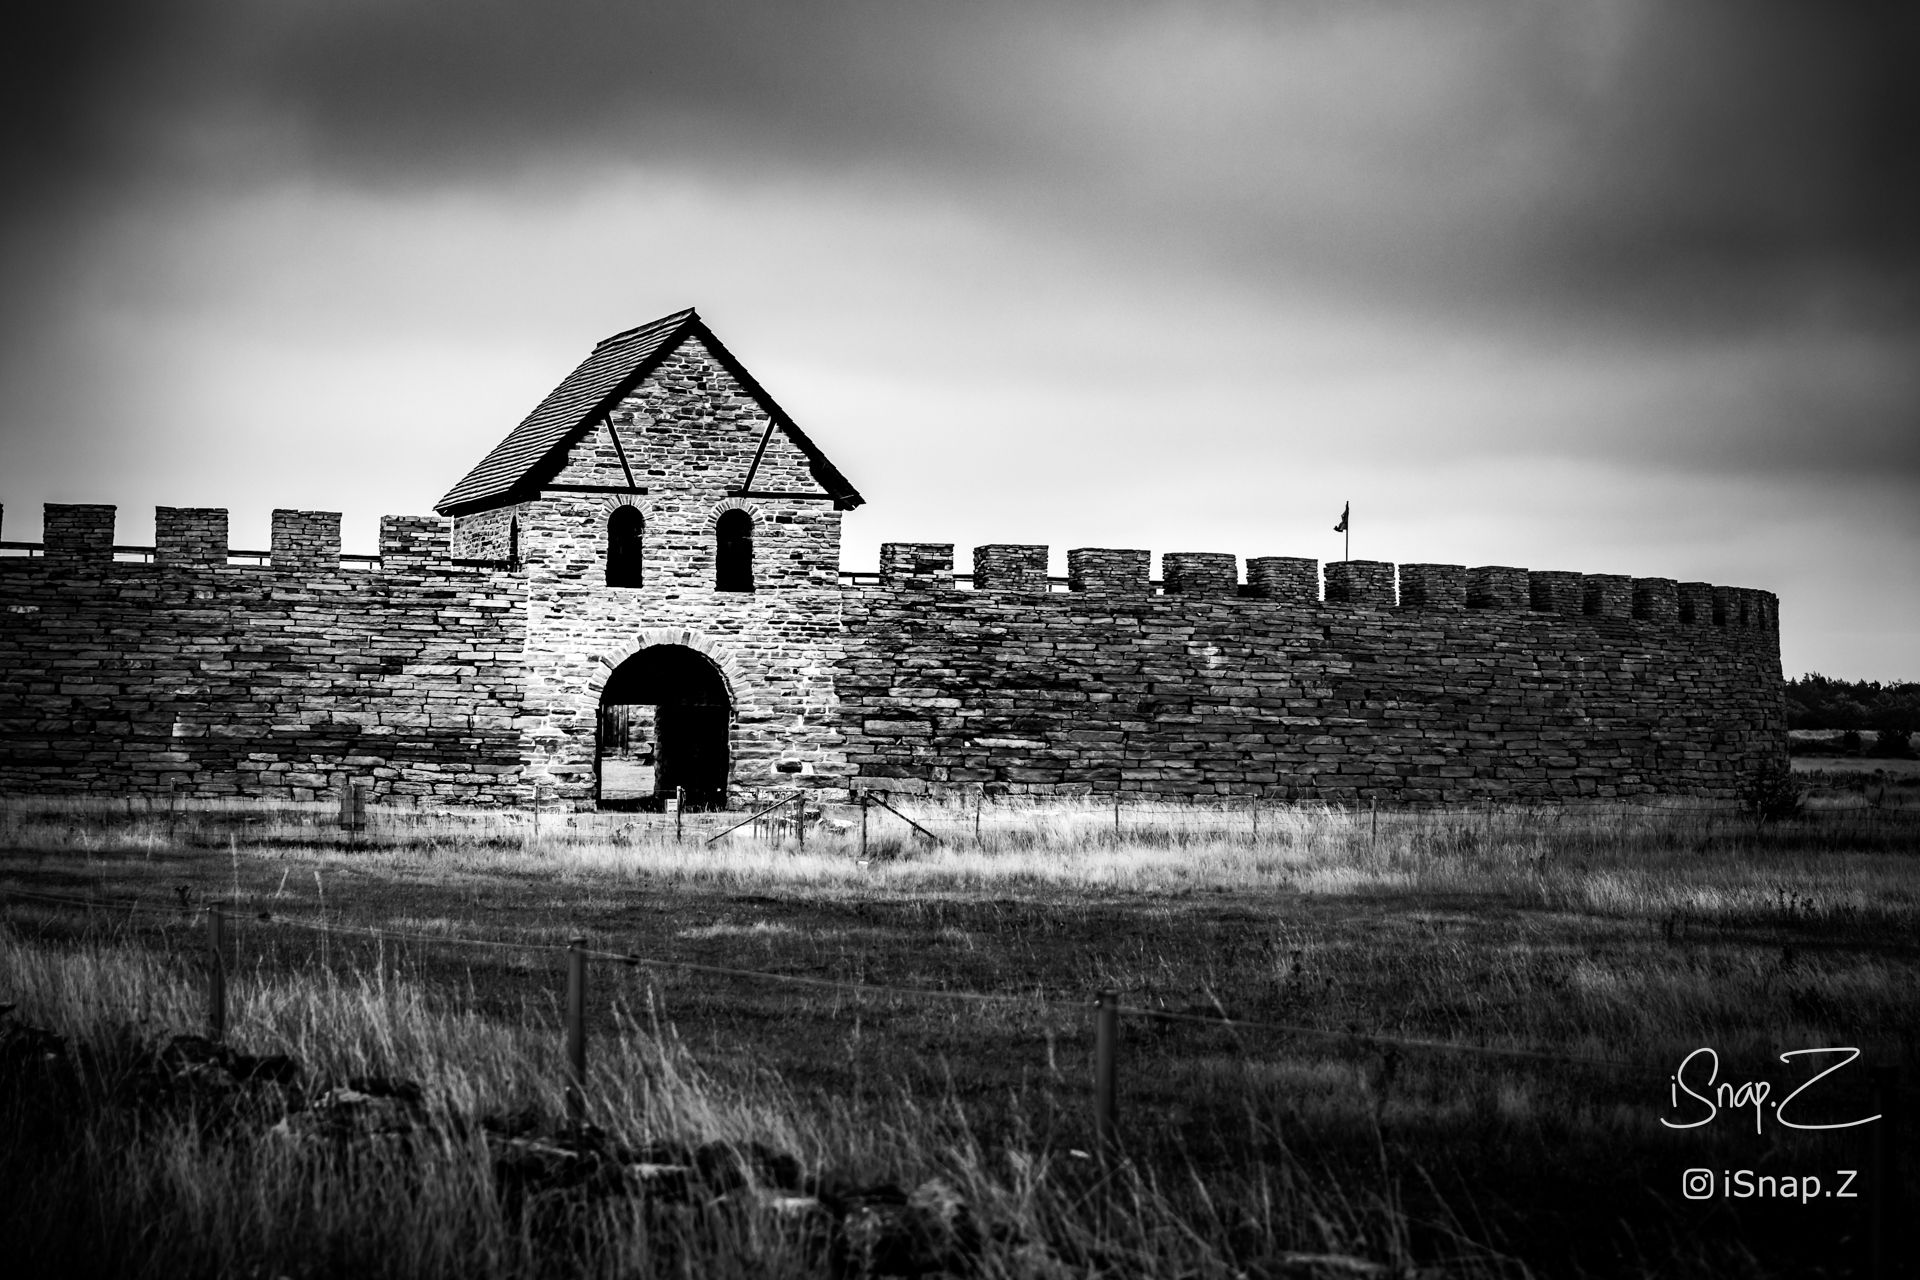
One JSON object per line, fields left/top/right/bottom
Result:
{"left": 591, "top": 306, "right": 697, "bottom": 351}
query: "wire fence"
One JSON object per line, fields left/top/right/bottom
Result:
{"left": 699, "top": 790, "right": 1920, "bottom": 865}
{"left": 1, "top": 882, "right": 1657, "bottom": 1078}
{"left": 4, "top": 786, "right": 1918, "bottom": 864}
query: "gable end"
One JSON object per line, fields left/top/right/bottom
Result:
{"left": 436, "top": 310, "right": 864, "bottom": 516}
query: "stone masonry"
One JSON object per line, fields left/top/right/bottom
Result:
{"left": 494, "top": 332, "right": 852, "bottom": 798}
{"left": 838, "top": 547, "right": 1782, "bottom": 802}
{"left": 0, "top": 308, "right": 1787, "bottom": 807}
{"left": 0, "top": 505, "right": 524, "bottom": 801}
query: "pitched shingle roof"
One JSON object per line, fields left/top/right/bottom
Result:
{"left": 435, "top": 308, "right": 863, "bottom": 514}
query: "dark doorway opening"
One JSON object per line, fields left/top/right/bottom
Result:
{"left": 597, "top": 644, "right": 731, "bottom": 811}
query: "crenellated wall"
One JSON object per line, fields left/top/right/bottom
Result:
{"left": 1, "top": 503, "right": 529, "bottom": 802}
{"left": 836, "top": 543, "right": 1784, "bottom": 802}
{"left": 0, "top": 503, "right": 1786, "bottom": 807}
{"left": 0, "top": 490, "right": 851, "bottom": 806}
{"left": 0, "top": 296, "right": 1791, "bottom": 810}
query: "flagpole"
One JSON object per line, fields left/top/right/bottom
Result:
{"left": 1345, "top": 502, "right": 1349, "bottom": 562}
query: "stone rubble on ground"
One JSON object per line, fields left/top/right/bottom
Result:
{"left": 0, "top": 1012, "right": 1438, "bottom": 1279}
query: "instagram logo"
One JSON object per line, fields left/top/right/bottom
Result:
{"left": 1682, "top": 1169, "right": 1715, "bottom": 1200}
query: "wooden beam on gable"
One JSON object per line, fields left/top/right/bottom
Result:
{"left": 603, "top": 416, "right": 641, "bottom": 491}
{"left": 738, "top": 417, "right": 778, "bottom": 495}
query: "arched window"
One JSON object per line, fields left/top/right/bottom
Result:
{"left": 606, "top": 507, "right": 644, "bottom": 587}
{"left": 715, "top": 509, "right": 754, "bottom": 592}
{"left": 507, "top": 517, "right": 520, "bottom": 567}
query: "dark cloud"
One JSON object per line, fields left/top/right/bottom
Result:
{"left": 1507, "top": 0, "right": 1920, "bottom": 327}
{"left": 0, "top": 0, "right": 234, "bottom": 347}
{"left": 3, "top": 1, "right": 1916, "bottom": 501}
{"left": 12, "top": 2, "right": 1916, "bottom": 325}
{"left": 2, "top": 0, "right": 186, "bottom": 182}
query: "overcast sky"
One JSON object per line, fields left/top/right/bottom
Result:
{"left": 3, "top": 0, "right": 1915, "bottom": 678}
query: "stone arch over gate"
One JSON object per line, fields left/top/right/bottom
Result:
{"left": 587, "top": 628, "right": 747, "bottom": 703}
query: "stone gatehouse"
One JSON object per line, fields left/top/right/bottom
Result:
{"left": 0, "top": 308, "right": 1786, "bottom": 807}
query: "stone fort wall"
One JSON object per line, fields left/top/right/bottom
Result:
{"left": 0, "top": 503, "right": 528, "bottom": 801}
{"left": 838, "top": 543, "right": 1785, "bottom": 802}
{"left": 0, "top": 504, "right": 1785, "bottom": 806}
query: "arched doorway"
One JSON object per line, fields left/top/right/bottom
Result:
{"left": 597, "top": 644, "right": 732, "bottom": 811}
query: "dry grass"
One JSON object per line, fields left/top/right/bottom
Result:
{"left": 0, "top": 926, "right": 1455, "bottom": 1280}
{"left": 2, "top": 794, "right": 1916, "bottom": 1278}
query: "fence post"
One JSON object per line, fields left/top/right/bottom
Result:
{"left": 339, "top": 779, "right": 366, "bottom": 849}
{"left": 860, "top": 791, "right": 869, "bottom": 859}
{"left": 796, "top": 791, "right": 806, "bottom": 853}
{"left": 674, "top": 786, "right": 684, "bottom": 842}
{"left": 566, "top": 938, "right": 588, "bottom": 1126}
{"left": 206, "top": 904, "right": 226, "bottom": 1043}
{"left": 1093, "top": 990, "right": 1119, "bottom": 1157}
{"left": 974, "top": 788, "right": 982, "bottom": 846}
{"left": 1871, "top": 1066, "right": 1901, "bottom": 1280}
{"left": 1370, "top": 796, "right": 1378, "bottom": 851}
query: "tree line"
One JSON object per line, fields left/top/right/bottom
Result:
{"left": 1785, "top": 675, "right": 1920, "bottom": 732}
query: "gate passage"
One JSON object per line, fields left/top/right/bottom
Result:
{"left": 597, "top": 644, "right": 731, "bottom": 811}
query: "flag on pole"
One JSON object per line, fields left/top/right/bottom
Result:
{"left": 1333, "top": 502, "right": 1349, "bottom": 533}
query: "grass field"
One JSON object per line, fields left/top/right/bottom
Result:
{"left": 1794, "top": 755, "right": 1920, "bottom": 779}
{"left": 2, "top": 795, "right": 1916, "bottom": 1278}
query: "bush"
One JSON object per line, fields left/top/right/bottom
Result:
{"left": 1742, "top": 761, "right": 1804, "bottom": 823}
{"left": 1840, "top": 730, "right": 1864, "bottom": 755}
{"left": 1870, "top": 729, "right": 1915, "bottom": 759}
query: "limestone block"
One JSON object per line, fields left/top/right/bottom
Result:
{"left": 1323, "top": 560, "right": 1395, "bottom": 607}
{"left": 380, "top": 515, "right": 451, "bottom": 569}
{"left": 1398, "top": 564, "right": 1466, "bottom": 610}
{"left": 1677, "top": 582, "right": 1716, "bottom": 625}
{"left": 1632, "top": 578, "right": 1679, "bottom": 623}
{"left": 1468, "top": 566, "right": 1529, "bottom": 609}
{"left": 880, "top": 543, "right": 955, "bottom": 587}
{"left": 1583, "top": 574, "right": 1633, "bottom": 618}
{"left": 157, "top": 507, "right": 228, "bottom": 567}
{"left": 1067, "top": 548, "right": 1150, "bottom": 594}
{"left": 1244, "top": 556, "right": 1317, "bottom": 601}
{"left": 272, "top": 510, "right": 342, "bottom": 568}
{"left": 1161, "top": 553, "right": 1238, "bottom": 596}
{"left": 971, "top": 544, "right": 1049, "bottom": 593}
{"left": 1529, "top": 570, "right": 1584, "bottom": 615}
{"left": 43, "top": 504, "right": 115, "bottom": 563}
